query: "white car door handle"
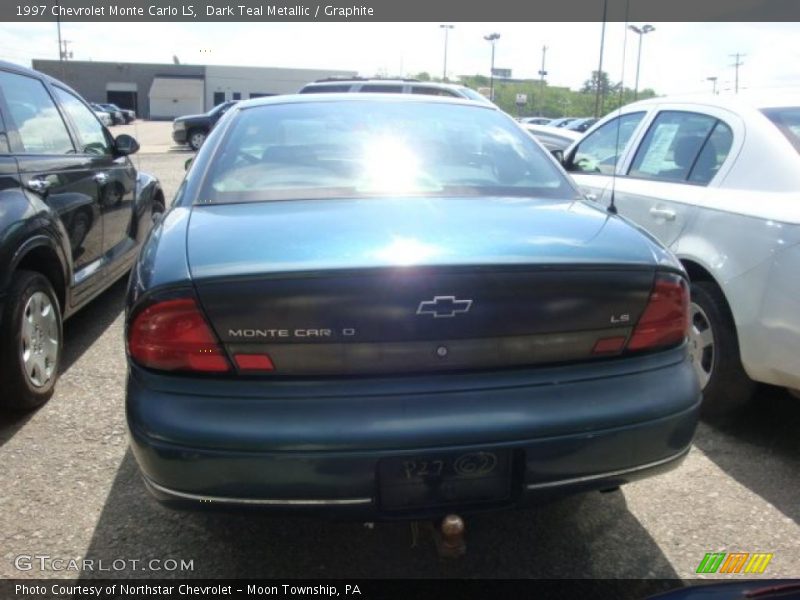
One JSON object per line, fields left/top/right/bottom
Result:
{"left": 649, "top": 207, "right": 676, "bottom": 221}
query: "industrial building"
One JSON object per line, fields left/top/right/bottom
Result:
{"left": 31, "top": 59, "right": 357, "bottom": 119}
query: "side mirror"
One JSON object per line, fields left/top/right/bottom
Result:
{"left": 550, "top": 149, "right": 564, "bottom": 163}
{"left": 184, "top": 157, "right": 193, "bottom": 171}
{"left": 114, "top": 134, "right": 139, "bottom": 156}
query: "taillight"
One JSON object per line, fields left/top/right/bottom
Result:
{"left": 627, "top": 273, "right": 689, "bottom": 352}
{"left": 128, "top": 298, "right": 230, "bottom": 372}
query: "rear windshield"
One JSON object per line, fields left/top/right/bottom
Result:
{"left": 199, "top": 99, "right": 575, "bottom": 204}
{"left": 761, "top": 107, "right": 800, "bottom": 153}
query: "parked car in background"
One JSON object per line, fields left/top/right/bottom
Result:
{"left": 172, "top": 100, "right": 237, "bottom": 151}
{"left": 99, "top": 102, "right": 135, "bottom": 124}
{"left": 548, "top": 117, "right": 579, "bottom": 128}
{"left": 563, "top": 93, "right": 800, "bottom": 409}
{"left": 127, "top": 93, "right": 699, "bottom": 517}
{"left": 91, "top": 102, "right": 123, "bottom": 125}
{"left": 0, "top": 61, "right": 165, "bottom": 410}
{"left": 91, "top": 106, "right": 112, "bottom": 127}
{"left": 565, "top": 117, "right": 598, "bottom": 133}
{"left": 298, "top": 78, "right": 495, "bottom": 105}
{"left": 520, "top": 117, "right": 552, "bottom": 126}
{"left": 523, "top": 123, "right": 581, "bottom": 159}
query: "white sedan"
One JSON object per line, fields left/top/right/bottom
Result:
{"left": 562, "top": 93, "right": 800, "bottom": 408}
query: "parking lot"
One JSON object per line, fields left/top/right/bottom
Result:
{"left": 1, "top": 121, "right": 798, "bottom": 583}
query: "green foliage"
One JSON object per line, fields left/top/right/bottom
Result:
{"left": 456, "top": 71, "right": 658, "bottom": 119}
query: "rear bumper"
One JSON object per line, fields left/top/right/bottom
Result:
{"left": 127, "top": 347, "right": 700, "bottom": 519}
{"left": 172, "top": 129, "right": 187, "bottom": 144}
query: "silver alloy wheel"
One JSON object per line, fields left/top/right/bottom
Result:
{"left": 689, "top": 301, "right": 715, "bottom": 389}
{"left": 189, "top": 131, "right": 206, "bottom": 150}
{"left": 20, "top": 291, "right": 59, "bottom": 388}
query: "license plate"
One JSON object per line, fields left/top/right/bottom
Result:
{"left": 378, "top": 450, "right": 512, "bottom": 510}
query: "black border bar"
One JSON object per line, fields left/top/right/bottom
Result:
{"left": 4, "top": 0, "right": 800, "bottom": 22}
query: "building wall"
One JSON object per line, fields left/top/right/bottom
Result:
{"left": 32, "top": 60, "right": 204, "bottom": 119}
{"left": 204, "top": 65, "right": 356, "bottom": 106}
{"left": 32, "top": 60, "right": 358, "bottom": 119}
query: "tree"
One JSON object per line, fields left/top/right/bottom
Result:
{"left": 580, "top": 70, "right": 620, "bottom": 97}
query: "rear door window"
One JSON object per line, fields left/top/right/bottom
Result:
{"left": 0, "top": 69, "right": 74, "bottom": 154}
{"left": 411, "top": 86, "right": 459, "bottom": 97}
{"left": 359, "top": 84, "right": 405, "bottom": 94}
{"left": 629, "top": 111, "right": 733, "bottom": 185}
{"left": 300, "top": 84, "right": 352, "bottom": 93}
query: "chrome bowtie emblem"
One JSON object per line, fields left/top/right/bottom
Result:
{"left": 416, "top": 296, "right": 473, "bottom": 318}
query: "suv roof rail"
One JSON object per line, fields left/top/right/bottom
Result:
{"left": 311, "top": 77, "right": 421, "bottom": 83}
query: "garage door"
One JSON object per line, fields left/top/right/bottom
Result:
{"left": 148, "top": 77, "right": 204, "bottom": 119}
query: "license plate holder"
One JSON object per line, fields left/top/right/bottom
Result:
{"left": 378, "top": 449, "right": 512, "bottom": 511}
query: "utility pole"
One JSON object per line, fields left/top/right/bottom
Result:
{"left": 484, "top": 33, "right": 500, "bottom": 101}
{"left": 594, "top": 0, "right": 608, "bottom": 118}
{"left": 440, "top": 25, "right": 454, "bottom": 81}
{"left": 538, "top": 45, "right": 548, "bottom": 116}
{"left": 729, "top": 52, "right": 745, "bottom": 94}
{"left": 60, "top": 39, "right": 73, "bottom": 60}
{"left": 706, "top": 76, "right": 718, "bottom": 95}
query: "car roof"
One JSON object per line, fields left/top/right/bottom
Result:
{"left": 620, "top": 91, "right": 800, "bottom": 112}
{"left": 304, "top": 79, "right": 471, "bottom": 91}
{"left": 0, "top": 60, "right": 88, "bottom": 100}
{"left": 524, "top": 124, "right": 582, "bottom": 140}
{"left": 235, "top": 92, "right": 498, "bottom": 111}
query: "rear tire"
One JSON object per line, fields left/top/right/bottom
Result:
{"left": 0, "top": 271, "right": 63, "bottom": 411}
{"left": 689, "top": 280, "right": 755, "bottom": 415}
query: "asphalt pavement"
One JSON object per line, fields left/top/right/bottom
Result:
{"left": 1, "top": 126, "right": 798, "bottom": 583}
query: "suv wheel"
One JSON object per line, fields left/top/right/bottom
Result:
{"left": 188, "top": 129, "right": 206, "bottom": 151}
{"left": 689, "top": 281, "right": 755, "bottom": 414}
{"left": 0, "top": 271, "right": 63, "bottom": 410}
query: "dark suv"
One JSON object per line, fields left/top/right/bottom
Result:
{"left": 172, "top": 100, "right": 237, "bottom": 151}
{"left": 0, "top": 61, "right": 165, "bottom": 410}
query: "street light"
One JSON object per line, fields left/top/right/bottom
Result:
{"left": 484, "top": 32, "right": 500, "bottom": 101}
{"left": 628, "top": 24, "right": 655, "bottom": 101}
{"left": 440, "top": 25, "right": 454, "bottom": 81}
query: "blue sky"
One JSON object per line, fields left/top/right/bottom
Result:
{"left": 1, "top": 22, "right": 798, "bottom": 95}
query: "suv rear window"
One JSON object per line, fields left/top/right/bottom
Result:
{"left": 201, "top": 99, "right": 576, "bottom": 204}
{"left": 761, "top": 107, "right": 800, "bottom": 153}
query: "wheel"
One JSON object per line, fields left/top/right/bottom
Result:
{"left": 688, "top": 280, "right": 755, "bottom": 414}
{"left": 188, "top": 129, "right": 207, "bottom": 151}
{"left": 0, "top": 271, "right": 63, "bottom": 410}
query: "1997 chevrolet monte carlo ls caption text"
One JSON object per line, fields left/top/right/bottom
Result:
{"left": 126, "top": 95, "right": 700, "bottom": 518}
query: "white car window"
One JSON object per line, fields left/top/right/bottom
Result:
{"left": 629, "top": 110, "right": 733, "bottom": 185}
{"left": 761, "top": 106, "right": 800, "bottom": 154}
{"left": 568, "top": 112, "right": 645, "bottom": 175}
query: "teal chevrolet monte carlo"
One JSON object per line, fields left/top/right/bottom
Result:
{"left": 125, "top": 94, "right": 700, "bottom": 519}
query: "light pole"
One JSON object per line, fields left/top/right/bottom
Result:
{"left": 538, "top": 45, "right": 548, "bottom": 116}
{"left": 484, "top": 32, "right": 500, "bottom": 101}
{"left": 594, "top": 0, "right": 608, "bottom": 118}
{"left": 440, "top": 25, "right": 454, "bottom": 81}
{"left": 706, "top": 76, "right": 718, "bottom": 95}
{"left": 628, "top": 24, "right": 655, "bottom": 101}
